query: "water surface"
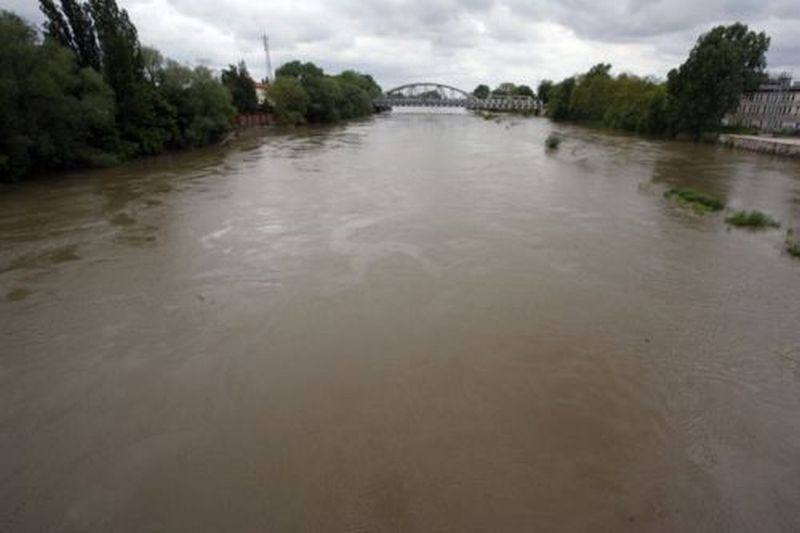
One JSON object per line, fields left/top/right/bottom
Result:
{"left": 2, "top": 114, "right": 800, "bottom": 531}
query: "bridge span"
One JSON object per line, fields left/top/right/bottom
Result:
{"left": 375, "top": 82, "right": 539, "bottom": 112}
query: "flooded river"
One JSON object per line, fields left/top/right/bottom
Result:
{"left": 2, "top": 113, "right": 800, "bottom": 531}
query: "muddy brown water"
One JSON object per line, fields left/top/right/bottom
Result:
{"left": 2, "top": 113, "right": 800, "bottom": 532}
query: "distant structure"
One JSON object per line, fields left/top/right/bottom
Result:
{"left": 375, "top": 82, "right": 540, "bottom": 112}
{"left": 262, "top": 34, "right": 273, "bottom": 83}
{"left": 728, "top": 73, "right": 800, "bottom": 132}
{"left": 255, "top": 33, "right": 274, "bottom": 106}
{"left": 254, "top": 82, "right": 269, "bottom": 105}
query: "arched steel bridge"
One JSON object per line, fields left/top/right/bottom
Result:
{"left": 374, "top": 82, "right": 539, "bottom": 112}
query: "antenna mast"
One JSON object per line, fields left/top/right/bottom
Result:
{"left": 262, "top": 34, "right": 273, "bottom": 83}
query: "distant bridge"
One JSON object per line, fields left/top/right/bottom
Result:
{"left": 375, "top": 82, "right": 539, "bottom": 112}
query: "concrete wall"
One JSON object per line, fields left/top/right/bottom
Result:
{"left": 719, "top": 134, "right": 800, "bottom": 158}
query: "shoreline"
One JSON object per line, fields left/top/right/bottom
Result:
{"left": 718, "top": 134, "right": 800, "bottom": 158}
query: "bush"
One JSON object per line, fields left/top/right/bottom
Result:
{"left": 787, "top": 231, "right": 800, "bottom": 259}
{"left": 269, "top": 62, "right": 382, "bottom": 125}
{"left": 725, "top": 210, "right": 780, "bottom": 229}
{"left": 545, "top": 134, "right": 562, "bottom": 149}
{"left": 665, "top": 188, "right": 725, "bottom": 213}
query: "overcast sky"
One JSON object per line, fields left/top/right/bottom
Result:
{"left": 7, "top": 0, "right": 800, "bottom": 91}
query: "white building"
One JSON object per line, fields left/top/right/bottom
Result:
{"left": 729, "top": 73, "right": 800, "bottom": 132}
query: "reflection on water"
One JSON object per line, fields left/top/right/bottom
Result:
{"left": 1, "top": 114, "right": 800, "bottom": 532}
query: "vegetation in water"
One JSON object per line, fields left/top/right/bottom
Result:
{"left": 664, "top": 188, "right": 725, "bottom": 213}
{"left": 545, "top": 134, "right": 562, "bottom": 150}
{"left": 725, "top": 210, "right": 780, "bottom": 229}
{"left": 542, "top": 23, "right": 770, "bottom": 137}
{"left": 787, "top": 231, "right": 800, "bottom": 259}
{"left": 475, "top": 111, "right": 500, "bottom": 121}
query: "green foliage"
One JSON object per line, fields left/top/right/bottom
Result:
{"left": 269, "top": 61, "right": 381, "bottom": 126}
{"left": 334, "top": 71, "right": 379, "bottom": 119}
{"left": 667, "top": 23, "right": 770, "bottom": 136}
{"left": 87, "top": 0, "right": 180, "bottom": 156}
{"left": 546, "top": 77, "right": 576, "bottom": 121}
{"left": 268, "top": 77, "right": 310, "bottom": 125}
{"left": 336, "top": 70, "right": 382, "bottom": 99}
{"left": 603, "top": 75, "right": 669, "bottom": 134}
{"left": 786, "top": 231, "right": 800, "bottom": 259}
{"left": 473, "top": 84, "right": 490, "bottom": 99}
{"left": 275, "top": 61, "right": 324, "bottom": 81}
{"left": 544, "top": 24, "right": 770, "bottom": 138}
{"left": 221, "top": 61, "right": 258, "bottom": 114}
{"left": 160, "top": 62, "right": 236, "bottom": 147}
{"left": 569, "top": 63, "right": 613, "bottom": 122}
{"left": 3, "top": 4, "right": 236, "bottom": 181}
{"left": 40, "top": 0, "right": 100, "bottom": 70}
{"left": 546, "top": 65, "right": 668, "bottom": 134}
{"left": 665, "top": 188, "right": 725, "bottom": 213}
{"left": 537, "top": 80, "right": 554, "bottom": 105}
{"left": 725, "top": 210, "right": 780, "bottom": 229}
{"left": 545, "top": 134, "right": 562, "bottom": 150}
{"left": 492, "top": 83, "right": 516, "bottom": 96}
{"left": 515, "top": 84, "right": 535, "bottom": 98}
{"left": 475, "top": 111, "right": 500, "bottom": 121}
{"left": 1, "top": 4, "right": 379, "bottom": 180}
{"left": 0, "top": 11, "right": 118, "bottom": 180}
{"left": 473, "top": 83, "right": 534, "bottom": 100}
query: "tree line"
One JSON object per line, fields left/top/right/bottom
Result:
{"left": 266, "top": 62, "right": 382, "bottom": 126}
{"left": 472, "top": 83, "right": 535, "bottom": 99}
{"left": 1, "top": 2, "right": 382, "bottom": 182}
{"left": 536, "top": 23, "right": 770, "bottom": 137}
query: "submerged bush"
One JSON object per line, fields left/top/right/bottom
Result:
{"left": 545, "top": 134, "right": 562, "bottom": 149}
{"left": 476, "top": 111, "right": 499, "bottom": 121}
{"left": 725, "top": 210, "right": 780, "bottom": 229}
{"left": 787, "top": 230, "right": 800, "bottom": 259}
{"left": 664, "top": 188, "right": 725, "bottom": 213}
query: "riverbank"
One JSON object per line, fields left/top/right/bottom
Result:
{"left": 719, "top": 134, "right": 800, "bottom": 158}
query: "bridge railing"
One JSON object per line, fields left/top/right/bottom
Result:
{"left": 376, "top": 95, "right": 539, "bottom": 112}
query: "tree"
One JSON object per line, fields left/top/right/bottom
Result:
{"left": 304, "top": 75, "right": 343, "bottom": 122}
{"left": 334, "top": 71, "right": 382, "bottom": 118}
{"left": 41, "top": 0, "right": 169, "bottom": 156}
{"left": 336, "top": 70, "right": 382, "bottom": 99}
{"left": 88, "top": 0, "right": 173, "bottom": 155}
{"left": 160, "top": 62, "right": 235, "bottom": 146}
{"left": 546, "top": 77, "right": 576, "bottom": 120}
{"left": 667, "top": 23, "right": 770, "bottom": 136}
{"left": 275, "top": 60, "right": 324, "bottom": 82}
{"left": 40, "top": 1, "right": 101, "bottom": 71}
{"left": 141, "top": 46, "right": 164, "bottom": 85}
{"left": 603, "top": 74, "right": 669, "bottom": 134}
{"left": 492, "top": 82, "right": 516, "bottom": 96}
{"left": 221, "top": 61, "right": 258, "bottom": 114}
{"left": 472, "top": 84, "right": 490, "bottom": 99}
{"left": 514, "top": 84, "right": 535, "bottom": 98}
{"left": 1, "top": 11, "right": 117, "bottom": 180}
{"left": 270, "top": 61, "right": 378, "bottom": 124}
{"left": 569, "top": 63, "right": 614, "bottom": 121}
{"left": 268, "top": 77, "right": 310, "bottom": 125}
{"left": 537, "top": 80, "right": 554, "bottom": 105}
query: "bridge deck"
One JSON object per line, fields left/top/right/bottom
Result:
{"left": 376, "top": 97, "right": 540, "bottom": 112}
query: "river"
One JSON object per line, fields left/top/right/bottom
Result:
{"left": 1, "top": 113, "right": 800, "bottom": 531}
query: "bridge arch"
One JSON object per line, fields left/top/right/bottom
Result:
{"left": 375, "top": 82, "right": 539, "bottom": 112}
{"left": 384, "top": 82, "right": 476, "bottom": 101}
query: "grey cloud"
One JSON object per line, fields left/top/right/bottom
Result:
{"left": 3, "top": 0, "right": 797, "bottom": 88}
